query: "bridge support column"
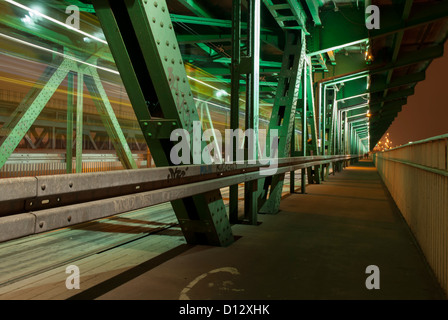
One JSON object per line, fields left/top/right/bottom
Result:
{"left": 92, "top": 0, "right": 233, "bottom": 246}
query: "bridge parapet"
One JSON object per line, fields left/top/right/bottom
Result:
{"left": 374, "top": 134, "right": 448, "bottom": 296}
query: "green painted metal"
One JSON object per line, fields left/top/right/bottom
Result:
{"left": 177, "top": 0, "right": 213, "bottom": 18}
{"left": 92, "top": 0, "right": 233, "bottom": 246}
{"left": 243, "top": 0, "right": 261, "bottom": 225}
{"left": 306, "top": 62, "right": 319, "bottom": 157}
{"left": 308, "top": 6, "right": 367, "bottom": 55}
{"left": 0, "top": 58, "right": 75, "bottom": 170}
{"left": 229, "top": 0, "right": 241, "bottom": 224}
{"left": 67, "top": 71, "right": 74, "bottom": 174}
{"left": 76, "top": 71, "right": 84, "bottom": 173}
{"left": 304, "top": 0, "right": 321, "bottom": 26}
{"left": 83, "top": 66, "right": 138, "bottom": 169}
{"left": 309, "top": 1, "right": 447, "bottom": 55}
{"left": 170, "top": 13, "right": 271, "bottom": 32}
{"left": 262, "top": 0, "right": 308, "bottom": 31}
{"left": 259, "top": 31, "right": 306, "bottom": 214}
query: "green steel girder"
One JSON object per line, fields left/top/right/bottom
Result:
{"left": 82, "top": 65, "right": 138, "bottom": 169}
{"left": 170, "top": 13, "right": 272, "bottom": 32}
{"left": 49, "top": 0, "right": 96, "bottom": 12}
{"left": 177, "top": 33, "right": 282, "bottom": 50}
{"left": 338, "top": 77, "right": 368, "bottom": 100}
{"left": 259, "top": 31, "right": 306, "bottom": 214}
{"left": 0, "top": 58, "right": 75, "bottom": 170}
{"left": 0, "top": 64, "right": 57, "bottom": 133}
{"left": 308, "top": 6, "right": 367, "bottom": 55}
{"left": 340, "top": 103, "right": 369, "bottom": 112}
{"left": 242, "top": 0, "right": 261, "bottom": 225}
{"left": 309, "top": 1, "right": 448, "bottom": 55}
{"left": 304, "top": 0, "right": 322, "bottom": 26}
{"left": 177, "top": 0, "right": 213, "bottom": 18}
{"left": 91, "top": 0, "right": 233, "bottom": 246}
{"left": 229, "top": 0, "right": 241, "bottom": 224}
{"left": 0, "top": 46, "right": 137, "bottom": 173}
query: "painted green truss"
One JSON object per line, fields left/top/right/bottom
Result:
{"left": 91, "top": 0, "right": 233, "bottom": 246}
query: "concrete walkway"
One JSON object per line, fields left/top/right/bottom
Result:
{"left": 89, "top": 160, "right": 445, "bottom": 300}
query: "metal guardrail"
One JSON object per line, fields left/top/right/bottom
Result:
{"left": 374, "top": 134, "right": 448, "bottom": 296}
{"left": 0, "top": 155, "right": 356, "bottom": 242}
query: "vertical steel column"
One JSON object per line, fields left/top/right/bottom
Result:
{"left": 229, "top": 0, "right": 241, "bottom": 224}
{"left": 243, "top": 0, "right": 260, "bottom": 225}
{"left": 259, "top": 31, "right": 306, "bottom": 214}
{"left": 66, "top": 71, "right": 74, "bottom": 174}
{"left": 301, "top": 66, "right": 307, "bottom": 193}
{"left": 305, "top": 61, "right": 320, "bottom": 184}
{"left": 76, "top": 72, "right": 84, "bottom": 173}
{"left": 290, "top": 116, "right": 295, "bottom": 193}
{"left": 321, "top": 88, "right": 327, "bottom": 181}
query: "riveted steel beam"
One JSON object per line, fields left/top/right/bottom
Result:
{"left": 259, "top": 31, "right": 306, "bottom": 214}
{"left": 92, "top": 0, "right": 233, "bottom": 246}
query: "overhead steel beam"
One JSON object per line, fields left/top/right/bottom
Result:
{"left": 66, "top": 72, "right": 74, "bottom": 174}
{"left": 170, "top": 13, "right": 272, "bottom": 32}
{"left": 75, "top": 71, "right": 84, "bottom": 173}
{"left": 177, "top": 0, "right": 213, "bottom": 18}
{"left": 309, "top": 2, "right": 448, "bottom": 55}
{"left": 262, "top": 0, "right": 308, "bottom": 31}
{"left": 83, "top": 66, "right": 138, "bottom": 170}
{"left": 229, "top": 0, "right": 241, "bottom": 224}
{"left": 243, "top": 0, "right": 261, "bottom": 225}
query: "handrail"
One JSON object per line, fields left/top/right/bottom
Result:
{"left": 380, "top": 133, "right": 448, "bottom": 152}
{"left": 0, "top": 155, "right": 357, "bottom": 242}
{"left": 375, "top": 156, "right": 448, "bottom": 177}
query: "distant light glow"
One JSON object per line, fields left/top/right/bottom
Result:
{"left": 0, "top": 32, "right": 119, "bottom": 75}
{"left": 6, "top": 0, "right": 108, "bottom": 44}
{"left": 215, "top": 89, "right": 227, "bottom": 98}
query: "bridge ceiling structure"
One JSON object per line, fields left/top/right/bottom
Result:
{"left": 152, "top": 0, "right": 448, "bottom": 149}
{"left": 1, "top": 0, "right": 447, "bottom": 155}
